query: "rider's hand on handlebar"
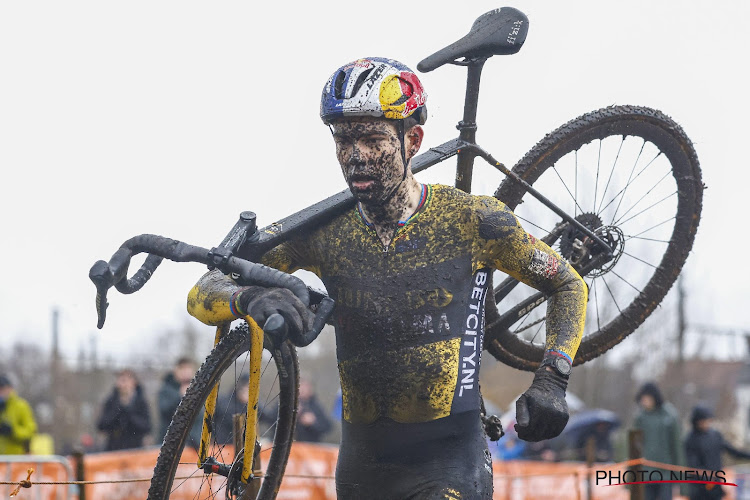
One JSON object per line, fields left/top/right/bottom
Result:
{"left": 514, "top": 367, "right": 569, "bottom": 442}
{"left": 231, "top": 287, "right": 315, "bottom": 345}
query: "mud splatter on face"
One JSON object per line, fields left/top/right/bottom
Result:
{"left": 332, "top": 117, "right": 404, "bottom": 205}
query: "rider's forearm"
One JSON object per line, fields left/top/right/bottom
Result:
{"left": 186, "top": 269, "right": 241, "bottom": 325}
{"left": 543, "top": 263, "right": 587, "bottom": 362}
{"left": 478, "top": 196, "right": 587, "bottom": 362}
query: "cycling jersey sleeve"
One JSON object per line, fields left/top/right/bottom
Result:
{"left": 260, "top": 240, "right": 322, "bottom": 277}
{"left": 474, "top": 195, "right": 587, "bottom": 362}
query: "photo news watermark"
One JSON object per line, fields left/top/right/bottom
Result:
{"left": 595, "top": 469, "right": 738, "bottom": 488}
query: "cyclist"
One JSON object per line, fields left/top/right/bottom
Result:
{"left": 188, "top": 57, "right": 587, "bottom": 499}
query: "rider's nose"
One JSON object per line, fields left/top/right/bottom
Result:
{"left": 347, "top": 144, "right": 364, "bottom": 174}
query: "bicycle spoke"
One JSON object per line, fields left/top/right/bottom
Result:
{"left": 259, "top": 373, "right": 281, "bottom": 419}
{"left": 609, "top": 150, "right": 662, "bottom": 220}
{"left": 597, "top": 141, "right": 648, "bottom": 216}
{"left": 260, "top": 416, "right": 279, "bottom": 441}
{"left": 601, "top": 277, "right": 623, "bottom": 315}
{"left": 574, "top": 150, "right": 578, "bottom": 217}
{"left": 610, "top": 269, "right": 643, "bottom": 294}
{"left": 514, "top": 213, "right": 550, "bottom": 235}
{"left": 513, "top": 316, "right": 546, "bottom": 334}
{"left": 597, "top": 136, "right": 625, "bottom": 214}
{"left": 551, "top": 164, "right": 585, "bottom": 215}
{"left": 170, "top": 465, "right": 204, "bottom": 495}
{"left": 592, "top": 278, "right": 601, "bottom": 332}
{"left": 593, "top": 139, "right": 602, "bottom": 213}
{"left": 530, "top": 319, "right": 546, "bottom": 345}
{"left": 622, "top": 251, "right": 657, "bottom": 269}
{"left": 625, "top": 216, "right": 675, "bottom": 239}
{"left": 512, "top": 307, "right": 537, "bottom": 334}
{"left": 626, "top": 235, "right": 670, "bottom": 244}
{"left": 612, "top": 169, "right": 672, "bottom": 225}
{"left": 616, "top": 191, "right": 677, "bottom": 228}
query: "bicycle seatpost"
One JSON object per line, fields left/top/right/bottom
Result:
{"left": 455, "top": 58, "right": 487, "bottom": 193}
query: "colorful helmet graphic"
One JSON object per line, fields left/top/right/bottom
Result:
{"left": 320, "top": 57, "right": 427, "bottom": 125}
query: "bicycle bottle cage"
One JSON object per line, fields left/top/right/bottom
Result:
{"left": 417, "top": 7, "right": 529, "bottom": 72}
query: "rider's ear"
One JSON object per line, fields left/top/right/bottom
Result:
{"left": 406, "top": 125, "right": 424, "bottom": 159}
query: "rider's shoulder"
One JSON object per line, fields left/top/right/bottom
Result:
{"left": 429, "top": 184, "right": 510, "bottom": 212}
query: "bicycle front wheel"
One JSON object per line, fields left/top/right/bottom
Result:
{"left": 487, "top": 105, "right": 703, "bottom": 370}
{"left": 148, "top": 322, "right": 299, "bottom": 500}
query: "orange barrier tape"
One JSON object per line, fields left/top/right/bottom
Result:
{"left": 4, "top": 446, "right": 745, "bottom": 500}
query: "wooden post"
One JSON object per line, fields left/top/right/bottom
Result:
{"left": 71, "top": 448, "right": 86, "bottom": 500}
{"left": 232, "top": 414, "right": 244, "bottom": 456}
{"left": 628, "top": 429, "right": 644, "bottom": 500}
{"left": 232, "top": 414, "right": 261, "bottom": 497}
{"left": 585, "top": 435, "right": 595, "bottom": 500}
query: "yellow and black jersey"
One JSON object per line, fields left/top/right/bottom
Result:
{"left": 261, "top": 184, "right": 587, "bottom": 427}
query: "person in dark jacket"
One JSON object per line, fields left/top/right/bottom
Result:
{"left": 295, "top": 379, "right": 332, "bottom": 443}
{"left": 97, "top": 369, "right": 152, "bottom": 451}
{"left": 633, "top": 382, "right": 685, "bottom": 500}
{"left": 157, "top": 357, "right": 202, "bottom": 449}
{"left": 685, "top": 405, "right": 750, "bottom": 500}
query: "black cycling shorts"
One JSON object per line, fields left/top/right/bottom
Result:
{"left": 335, "top": 411, "right": 493, "bottom": 500}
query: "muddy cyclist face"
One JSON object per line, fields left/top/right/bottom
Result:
{"left": 331, "top": 118, "right": 405, "bottom": 205}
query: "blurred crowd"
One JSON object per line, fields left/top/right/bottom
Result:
{"left": 0, "top": 359, "right": 334, "bottom": 456}
{"left": 491, "top": 381, "right": 750, "bottom": 500}
{"left": 2, "top": 369, "right": 749, "bottom": 499}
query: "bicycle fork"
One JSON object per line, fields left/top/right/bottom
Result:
{"left": 197, "top": 319, "right": 264, "bottom": 486}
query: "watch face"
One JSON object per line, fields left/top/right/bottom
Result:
{"left": 555, "top": 357, "right": 572, "bottom": 376}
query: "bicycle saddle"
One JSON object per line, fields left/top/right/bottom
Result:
{"left": 417, "top": 7, "right": 529, "bottom": 72}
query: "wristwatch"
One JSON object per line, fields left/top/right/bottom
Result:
{"left": 541, "top": 354, "right": 572, "bottom": 378}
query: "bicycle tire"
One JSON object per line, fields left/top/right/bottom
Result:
{"left": 486, "top": 105, "right": 703, "bottom": 370}
{"left": 148, "top": 322, "right": 299, "bottom": 500}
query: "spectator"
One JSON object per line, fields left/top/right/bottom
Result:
{"left": 685, "top": 405, "right": 750, "bottom": 500}
{"left": 295, "top": 379, "right": 332, "bottom": 443}
{"left": 522, "top": 439, "right": 558, "bottom": 462}
{"left": 214, "top": 374, "right": 250, "bottom": 445}
{"left": 97, "top": 369, "right": 152, "bottom": 451}
{"left": 157, "top": 357, "right": 201, "bottom": 448}
{"left": 574, "top": 422, "right": 615, "bottom": 463}
{"left": 0, "top": 374, "right": 37, "bottom": 455}
{"left": 633, "top": 382, "right": 684, "bottom": 500}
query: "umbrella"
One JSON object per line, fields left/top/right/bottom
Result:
{"left": 560, "top": 408, "right": 621, "bottom": 446}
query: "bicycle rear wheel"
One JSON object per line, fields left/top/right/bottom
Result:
{"left": 486, "top": 105, "right": 703, "bottom": 370}
{"left": 148, "top": 322, "right": 299, "bottom": 499}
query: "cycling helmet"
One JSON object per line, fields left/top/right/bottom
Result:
{"left": 320, "top": 57, "right": 427, "bottom": 125}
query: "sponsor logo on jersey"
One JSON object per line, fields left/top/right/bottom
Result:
{"left": 458, "top": 270, "right": 488, "bottom": 398}
{"left": 529, "top": 248, "right": 559, "bottom": 278}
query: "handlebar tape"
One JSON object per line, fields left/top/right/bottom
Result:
{"left": 288, "top": 296, "right": 335, "bottom": 347}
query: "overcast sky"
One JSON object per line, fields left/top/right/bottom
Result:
{"left": 1, "top": 0, "right": 748, "bottom": 363}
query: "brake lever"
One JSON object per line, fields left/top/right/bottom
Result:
{"left": 89, "top": 260, "right": 115, "bottom": 329}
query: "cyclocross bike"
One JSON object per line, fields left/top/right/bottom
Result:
{"left": 89, "top": 7, "right": 703, "bottom": 499}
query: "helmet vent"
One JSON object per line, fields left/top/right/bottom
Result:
{"left": 333, "top": 70, "right": 347, "bottom": 100}
{"left": 350, "top": 67, "right": 374, "bottom": 97}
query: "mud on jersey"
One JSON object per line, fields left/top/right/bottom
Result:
{"left": 261, "top": 184, "right": 587, "bottom": 426}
